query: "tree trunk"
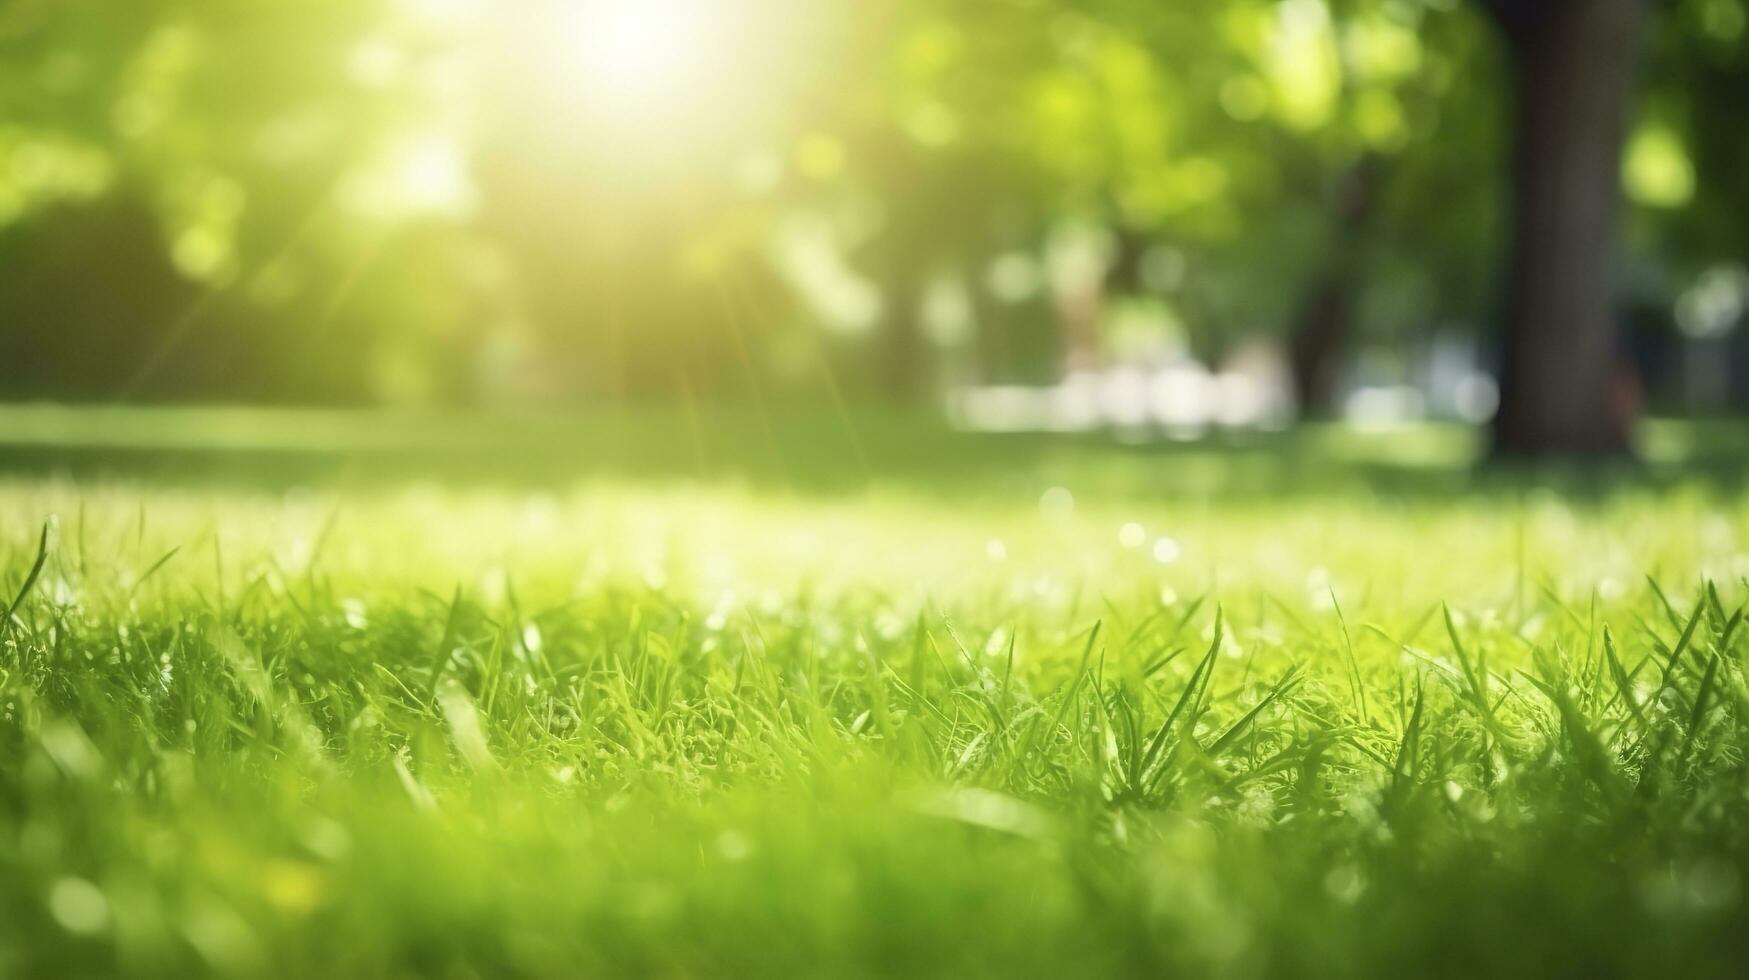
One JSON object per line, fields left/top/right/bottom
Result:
{"left": 1288, "top": 278, "right": 1355, "bottom": 418}
{"left": 1288, "top": 156, "right": 1387, "bottom": 418}
{"left": 881, "top": 275, "right": 926, "bottom": 403}
{"left": 1486, "top": 0, "right": 1644, "bottom": 458}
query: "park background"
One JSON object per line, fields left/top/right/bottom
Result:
{"left": 2, "top": 0, "right": 1745, "bottom": 450}
{"left": 10, "top": 4, "right": 1749, "bottom": 979}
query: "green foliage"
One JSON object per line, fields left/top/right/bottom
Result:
{"left": 0, "top": 0, "right": 1743, "bottom": 404}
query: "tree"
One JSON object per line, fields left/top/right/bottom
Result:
{"left": 1478, "top": 0, "right": 1647, "bottom": 457}
{"left": 1039, "top": 0, "right": 1496, "bottom": 410}
{"left": 0, "top": 0, "right": 498, "bottom": 404}
{"left": 1286, "top": 154, "right": 1389, "bottom": 415}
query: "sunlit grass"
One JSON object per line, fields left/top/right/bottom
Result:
{"left": 5, "top": 413, "right": 1749, "bottom": 976}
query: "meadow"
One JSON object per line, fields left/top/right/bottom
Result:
{"left": 5, "top": 407, "right": 1749, "bottom": 977}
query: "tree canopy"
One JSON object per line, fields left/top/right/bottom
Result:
{"left": 0, "top": 0, "right": 1742, "bottom": 428}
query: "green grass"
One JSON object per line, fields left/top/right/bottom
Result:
{"left": 6, "top": 407, "right": 1749, "bottom": 977}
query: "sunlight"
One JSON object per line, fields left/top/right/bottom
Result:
{"left": 566, "top": 0, "right": 718, "bottom": 106}
{"left": 395, "top": 135, "right": 474, "bottom": 215}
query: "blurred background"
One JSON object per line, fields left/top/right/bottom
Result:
{"left": 0, "top": 0, "right": 1744, "bottom": 450}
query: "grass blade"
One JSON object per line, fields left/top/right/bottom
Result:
{"left": 2, "top": 523, "right": 51, "bottom": 635}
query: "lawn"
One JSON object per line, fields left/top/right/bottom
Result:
{"left": 4, "top": 407, "right": 1749, "bottom": 977}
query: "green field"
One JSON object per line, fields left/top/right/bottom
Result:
{"left": 6, "top": 408, "right": 1749, "bottom": 977}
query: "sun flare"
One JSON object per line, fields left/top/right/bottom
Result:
{"left": 566, "top": 0, "right": 717, "bottom": 105}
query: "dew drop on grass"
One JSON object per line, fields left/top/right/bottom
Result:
{"left": 1153, "top": 537, "right": 1182, "bottom": 564}
{"left": 875, "top": 612, "right": 904, "bottom": 640}
{"left": 1118, "top": 522, "right": 1147, "bottom": 549}
{"left": 1323, "top": 864, "right": 1367, "bottom": 905}
{"left": 1039, "top": 486, "right": 1075, "bottom": 521}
